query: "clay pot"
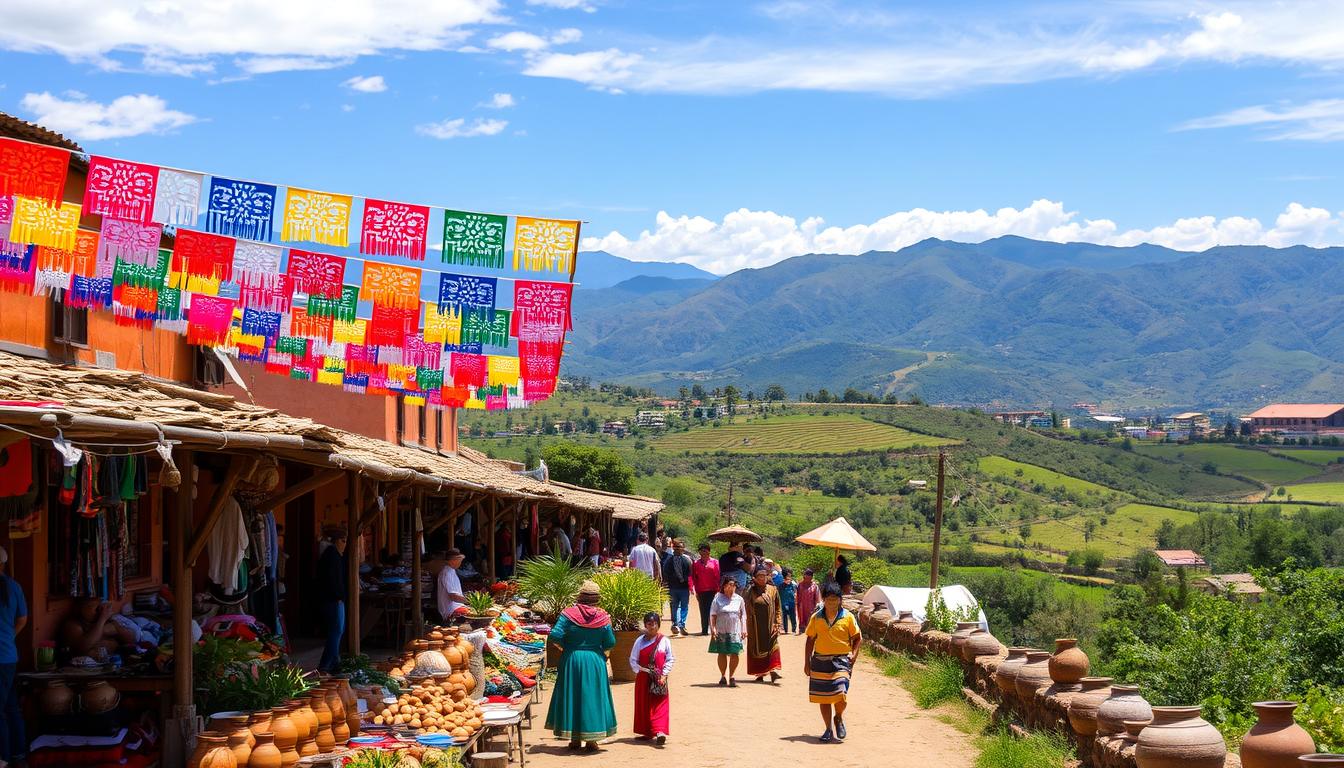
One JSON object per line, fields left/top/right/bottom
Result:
{"left": 995, "top": 648, "right": 1031, "bottom": 696}
{"left": 211, "top": 714, "right": 252, "bottom": 747}
{"left": 188, "top": 734, "right": 231, "bottom": 768}
{"left": 1124, "top": 720, "right": 1151, "bottom": 744}
{"left": 288, "top": 700, "right": 317, "bottom": 757}
{"left": 897, "top": 610, "right": 918, "bottom": 623}
{"left": 308, "top": 692, "right": 335, "bottom": 752}
{"left": 1049, "top": 638, "right": 1089, "bottom": 685}
{"left": 225, "top": 729, "right": 251, "bottom": 767}
{"left": 1300, "top": 757, "right": 1344, "bottom": 767}
{"left": 199, "top": 743, "right": 238, "bottom": 768}
{"left": 268, "top": 706, "right": 300, "bottom": 767}
{"left": 1015, "top": 651, "right": 1054, "bottom": 702}
{"left": 1241, "top": 702, "right": 1316, "bottom": 768}
{"left": 1136, "top": 706, "right": 1227, "bottom": 768}
{"left": 324, "top": 682, "right": 350, "bottom": 743}
{"left": 334, "top": 677, "right": 360, "bottom": 737}
{"left": 1067, "top": 677, "right": 1115, "bottom": 736}
{"left": 248, "top": 732, "right": 283, "bottom": 768}
{"left": 81, "top": 680, "right": 120, "bottom": 714}
{"left": 38, "top": 680, "right": 76, "bottom": 716}
{"left": 1098, "top": 685, "right": 1154, "bottom": 736}
{"left": 246, "top": 711, "right": 271, "bottom": 747}
{"left": 965, "top": 629, "right": 1002, "bottom": 659}
{"left": 951, "top": 621, "right": 980, "bottom": 660}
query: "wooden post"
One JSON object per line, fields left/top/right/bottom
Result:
{"left": 411, "top": 489, "right": 424, "bottom": 639}
{"left": 487, "top": 496, "right": 497, "bottom": 581}
{"left": 930, "top": 450, "right": 945, "bottom": 591}
{"left": 168, "top": 448, "right": 195, "bottom": 768}
{"left": 347, "top": 472, "right": 361, "bottom": 657}
{"left": 447, "top": 489, "right": 456, "bottom": 550}
{"left": 510, "top": 501, "right": 519, "bottom": 571}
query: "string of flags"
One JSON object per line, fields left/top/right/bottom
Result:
{"left": 0, "top": 136, "right": 582, "bottom": 410}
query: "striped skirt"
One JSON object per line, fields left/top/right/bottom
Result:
{"left": 808, "top": 653, "right": 852, "bottom": 704}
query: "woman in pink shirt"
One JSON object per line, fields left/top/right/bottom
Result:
{"left": 795, "top": 568, "right": 822, "bottom": 626}
{"left": 690, "top": 543, "right": 721, "bottom": 636}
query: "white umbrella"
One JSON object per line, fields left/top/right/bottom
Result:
{"left": 794, "top": 516, "right": 876, "bottom": 552}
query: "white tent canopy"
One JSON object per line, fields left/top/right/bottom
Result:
{"left": 859, "top": 584, "right": 989, "bottom": 632}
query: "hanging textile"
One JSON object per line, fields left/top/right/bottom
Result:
{"left": 441, "top": 209, "right": 506, "bottom": 268}
{"left": 281, "top": 187, "right": 352, "bottom": 246}
{"left": 361, "top": 262, "right": 421, "bottom": 309}
{"left": 84, "top": 157, "right": 159, "bottom": 224}
{"left": 361, "top": 198, "right": 429, "bottom": 260}
{"left": 512, "top": 216, "right": 579, "bottom": 275}
{"left": 68, "top": 275, "right": 113, "bottom": 309}
{"left": 206, "top": 176, "right": 276, "bottom": 240}
{"left": 171, "top": 228, "right": 236, "bottom": 288}
{"left": 234, "top": 242, "right": 290, "bottom": 312}
{"left": 275, "top": 335, "right": 309, "bottom": 359}
{"left": 186, "top": 294, "right": 236, "bottom": 346}
{"left": 0, "top": 246, "right": 35, "bottom": 294}
{"left": 232, "top": 240, "right": 283, "bottom": 283}
{"left": 152, "top": 168, "right": 203, "bottom": 226}
{"left": 112, "top": 248, "right": 170, "bottom": 290}
{"left": 461, "top": 308, "right": 510, "bottom": 348}
{"left": 403, "top": 334, "right": 441, "bottom": 369}
{"left": 241, "top": 307, "right": 282, "bottom": 340}
{"left": 97, "top": 217, "right": 162, "bottom": 268}
{"left": 10, "top": 197, "right": 80, "bottom": 250}
{"left": 487, "top": 355, "right": 520, "bottom": 387}
{"left": 286, "top": 248, "right": 345, "bottom": 298}
{"left": 332, "top": 318, "right": 367, "bottom": 345}
{"left": 450, "top": 352, "right": 487, "bottom": 388}
{"left": 306, "top": 284, "right": 358, "bottom": 321}
{"left": 0, "top": 137, "right": 68, "bottom": 205}
{"left": 156, "top": 285, "right": 183, "bottom": 323}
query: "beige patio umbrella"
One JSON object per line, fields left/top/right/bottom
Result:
{"left": 708, "top": 524, "right": 763, "bottom": 543}
{"left": 794, "top": 516, "right": 877, "bottom": 552}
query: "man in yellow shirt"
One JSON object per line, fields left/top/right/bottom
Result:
{"left": 803, "top": 581, "right": 862, "bottom": 743}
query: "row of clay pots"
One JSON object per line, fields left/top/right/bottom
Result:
{"left": 189, "top": 678, "right": 362, "bottom": 768}
{"left": 35, "top": 679, "right": 121, "bottom": 716}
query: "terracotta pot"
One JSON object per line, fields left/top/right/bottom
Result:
{"left": 428, "top": 639, "right": 445, "bottom": 651}
{"left": 226, "top": 729, "right": 251, "bottom": 768}
{"left": 211, "top": 714, "right": 251, "bottom": 746}
{"left": 189, "top": 734, "right": 230, "bottom": 768}
{"left": 897, "top": 610, "right": 918, "bottom": 624}
{"left": 1136, "top": 705, "right": 1227, "bottom": 768}
{"left": 248, "top": 732, "right": 282, "bottom": 768}
{"left": 1098, "top": 685, "right": 1154, "bottom": 736}
{"left": 611, "top": 630, "right": 640, "bottom": 682}
{"left": 951, "top": 621, "right": 980, "bottom": 660}
{"left": 1067, "top": 677, "right": 1115, "bottom": 736}
{"left": 995, "top": 648, "right": 1031, "bottom": 696}
{"left": 1049, "top": 638, "right": 1089, "bottom": 685}
{"left": 323, "top": 682, "right": 349, "bottom": 743}
{"left": 1300, "top": 757, "right": 1344, "bottom": 767}
{"left": 199, "top": 743, "right": 238, "bottom": 768}
{"left": 1124, "top": 719, "right": 1151, "bottom": 743}
{"left": 38, "top": 680, "right": 75, "bottom": 716}
{"left": 966, "top": 629, "right": 1002, "bottom": 659}
{"left": 81, "top": 680, "right": 120, "bottom": 714}
{"left": 288, "top": 700, "right": 317, "bottom": 756}
{"left": 334, "top": 677, "right": 360, "bottom": 737}
{"left": 1241, "top": 702, "right": 1316, "bottom": 768}
{"left": 308, "top": 692, "right": 335, "bottom": 753}
{"left": 268, "top": 706, "right": 300, "bottom": 767}
{"left": 246, "top": 711, "right": 271, "bottom": 747}
{"left": 1015, "top": 651, "right": 1054, "bottom": 702}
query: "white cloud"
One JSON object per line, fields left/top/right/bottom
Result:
{"left": 550, "top": 28, "right": 583, "bottom": 45}
{"left": 580, "top": 200, "right": 1344, "bottom": 275}
{"left": 20, "top": 91, "right": 197, "bottom": 141}
{"left": 0, "top": 0, "right": 503, "bottom": 75}
{"left": 527, "top": 0, "right": 596, "bottom": 11}
{"left": 415, "top": 116, "right": 509, "bottom": 139}
{"left": 482, "top": 92, "right": 516, "bottom": 108}
{"left": 487, "top": 28, "right": 582, "bottom": 52}
{"left": 343, "top": 74, "right": 388, "bottom": 93}
{"left": 1178, "top": 99, "right": 1344, "bottom": 142}
{"left": 341, "top": 104, "right": 356, "bottom": 112}
{"left": 237, "top": 56, "right": 351, "bottom": 75}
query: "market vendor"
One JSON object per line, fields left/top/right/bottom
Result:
{"left": 60, "top": 596, "right": 135, "bottom": 659}
{"left": 436, "top": 548, "right": 468, "bottom": 623}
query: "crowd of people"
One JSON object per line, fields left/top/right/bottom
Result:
{"left": 544, "top": 536, "right": 864, "bottom": 750}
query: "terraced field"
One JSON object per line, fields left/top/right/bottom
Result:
{"left": 1281, "top": 482, "right": 1344, "bottom": 503}
{"left": 1017, "top": 503, "right": 1199, "bottom": 558}
{"left": 1132, "top": 444, "right": 1321, "bottom": 486}
{"left": 977, "top": 456, "right": 1119, "bottom": 496}
{"left": 652, "top": 414, "right": 956, "bottom": 454}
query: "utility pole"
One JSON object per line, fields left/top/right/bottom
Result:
{"left": 723, "top": 482, "right": 736, "bottom": 524}
{"left": 929, "top": 449, "right": 945, "bottom": 591}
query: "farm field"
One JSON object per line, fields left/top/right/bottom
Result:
{"left": 1132, "top": 443, "right": 1321, "bottom": 486}
{"left": 1270, "top": 449, "right": 1344, "bottom": 466}
{"left": 652, "top": 414, "right": 956, "bottom": 454}
{"left": 1004, "top": 503, "right": 1199, "bottom": 559}
{"left": 977, "top": 456, "right": 1120, "bottom": 497}
{"left": 1280, "top": 482, "right": 1344, "bottom": 503}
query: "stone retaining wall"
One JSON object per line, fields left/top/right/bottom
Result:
{"left": 849, "top": 601, "right": 1241, "bottom": 768}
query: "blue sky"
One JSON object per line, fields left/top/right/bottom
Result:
{"left": 2, "top": 0, "right": 1343, "bottom": 273}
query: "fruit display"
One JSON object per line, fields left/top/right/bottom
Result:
{"left": 372, "top": 674, "right": 483, "bottom": 740}
{"left": 345, "top": 746, "right": 462, "bottom": 768}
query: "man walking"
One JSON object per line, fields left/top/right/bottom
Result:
{"left": 719, "top": 541, "right": 748, "bottom": 591}
{"left": 629, "top": 532, "right": 662, "bottom": 583}
{"left": 690, "top": 543, "right": 720, "bottom": 635}
{"left": 662, "top": 539, "right": 694, "bottom": 635}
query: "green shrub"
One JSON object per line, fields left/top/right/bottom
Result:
{"left": 1296, "top": 685, "right": 1344, "bottom": 753}
{"left": 912, "top": 654, "right": 966, "bottom": 708}
{"left": 976, "top": 728, "right": 1073, "bottom": 768}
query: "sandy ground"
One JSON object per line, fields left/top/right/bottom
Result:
{"left": 521, "top": 624, "right": 980, "bottom": 768}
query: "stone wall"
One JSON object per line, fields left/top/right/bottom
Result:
{"left": 850, "top": 601, "right": 1241, "bottom": 768}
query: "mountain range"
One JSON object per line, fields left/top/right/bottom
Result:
{"left": 563, "top": 238, "right": 1344, "bottom": 411}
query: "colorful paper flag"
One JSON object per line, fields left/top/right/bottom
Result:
{"left": 360, "top": 261, "right": 421, "bottom": 309}
{"left": 35, "top": 229, "right": 99, "bottom": 288}
{"left": 281, "top": 187, "right": 352, "bottom": 246}
{"left": 97, "top": 217, "right": 162, "bottom": 268}
{"left": 511, "top": 279, "right": 573, "bottom": 337}
{"left": 513, "top": 216, "right": 579, "bottom": 275}
{"left": 67, "top": 275, "right": 113, "bottom": 309}
{"left": 441, "top": 210, "right": 507, "bottom": 268}
{"left": 437, "top": 273, "right": 496, "bottom": 315}
{"left": 450, "top": 352, "right": 487, "bottom": 388}
{"left": 306, "top": 284, "right": 358, "bottom": 322}
{"left": 84, "top": 157, "right": 159, "bottom": 224}
{"left": 171, "top": 229, "right": 236, "bottom": 291}
{"left": 368, "top": 304, "right": 418, "bottom": 347}
{"left": 10, "top": 198, "right": 80, "bottom": 250}
{"left": 361, "top": 198, "right": 429, "bottom": 260}
{"left": 422, "top": 303, "right": 461, "bottom": 346}
{"left": 152, "top": 169, "right": 203, "bottom": 226}
{"left": 288, "top": 306, "right": 333, "bottom": 341}
{"left": 241, "top": 307, "right": 283, "bottom": 339}
{"left": 403, "top": 334, "right": 441, "bottom": 369}
{"left": 186, "top": 294, "right": 236, "bottom": 346}
{"left": 0, "top": 246, "right": 35, "bottom": 294}
{"left": 0, "top": 138, "right": 68, "bottom": 205}
{"left": 206, "top": 177, "right": 276, "bottom": 240}
{"left": 487, "top": 355, "right": 520, "bottom": 387}
{"left": 462, "top": 308, "right": 510, "bottom": 348}
{"left": 332, "top": 318, "right": 367, "bottom": 345}
{"left": 287, "top": 249, "right": 345, "bottom": 298}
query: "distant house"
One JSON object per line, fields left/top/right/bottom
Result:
{"left": 1171, "top": 412, "right": 1212, "bottom": 433}
{"left": 906, "top": 479, "right": 928, "bottom": 489}
{"left": 992, "top": 410, "right": 1048, "bottom": 426}
{"left": 1196, "top": 573, "right": 1266, "bottom": 602}
{"left": 554, "top": 420, "right": 576, "bottom": 434}
{"left": 1028, "top": 416, "right": 1054, "bottom": 429}
{"left": 602, "top": 420, "right": 628, "bottom": 437}
{"left": 1247, "top": 404, "right": 1344, "bottom": 434}
{"left": 1123, "top": 426, "right": 1148, "bottom": 439}
{"left": 635, "top": 410, "right": 667, "bottom": 428}
{"left": 658, "top": 399, "right": 680, "bottom": 409}
{"left": 1154, "top": 549, "right": 1207, "bottom": 568}
{"left": 1075, "top": 413, "right": 1126, "bottom": 431}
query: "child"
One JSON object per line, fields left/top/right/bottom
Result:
{"left": 779, "top": 568, "right": 798, "bottom": 634}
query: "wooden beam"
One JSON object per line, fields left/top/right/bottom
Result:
{"left": 256, "top": 468, "right": 342, "bottom": 513}
{"left": 426, "top": 492, "right": 482, "bottom": 536}
{"left": 411, "top": 489, "right": 424, "bottom": 638}
{"left": 172, "top": 449, "right": 195, "bottom": 710}
{"left": 186, "top": 454, "right": 257, "bottom": 567}
{"left": 487, "top": 496, "right": 497, "bottom": 581}
{"left": 347, "top": 472, "right": 361, "bottom": 657}
{"left": 357, "top": 479, "right": 414, "bottom": 531}
{"left": 446, "top": 489, "right": 456, "bottom": 549}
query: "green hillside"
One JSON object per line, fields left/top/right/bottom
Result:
{"left": 1281, "top": 482, "right": 1344, "bottom": 503}
{"left": 652, "top": 413, "right": 955, "bottom": 454}
{"left": 1132, "top": 443, "right": 1322, "bottom": 486}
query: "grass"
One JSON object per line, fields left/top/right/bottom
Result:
{"left": 1131, "top": 444, "right": 1322, "bottom": 486}
{"left": 912, "top": 654, "right": 974, "bottom": 708}
{"left": 1280, "top": 482, "right": 1344, "bottom": 503}
{"left": 1011, "top": 503, "right": 1200, "bottom": 558}
{"left": 976, "top": 729, "right": 1075, "bottom": 768}
{"left": 1270, "top": 448, "right": 1344, "bottom": 465}
{"left": 977, "top": 456, "right": 1120, "bottom": 497}
{"left": 652, "top": 413, "right": 956, "bottom": 454}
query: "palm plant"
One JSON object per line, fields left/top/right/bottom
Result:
{"left": 515, "top": 547, "right": 591, "bottom": 623}
{"left": 464, "top": 591, "right": 497, "bottom": 616}
{"left": 594, "top": 568, "right": 667, "bottom": 631}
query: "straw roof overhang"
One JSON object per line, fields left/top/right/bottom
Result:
{"left": 541, "top": 479, "right": 664, "bottom": 520}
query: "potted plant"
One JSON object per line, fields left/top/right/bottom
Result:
{"left": 594, "top": 568, "right": 666, "bottom": 682}
{"left": 515, "top": 550, "right": 591, "bottom": 668}
{"left": 463, "top": 591, "right": 497, "bottom": 630}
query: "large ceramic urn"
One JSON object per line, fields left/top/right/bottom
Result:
{"left": 225, "top": 729, "right": 251, "bottom": 768}
{"left": 1048, "top": 638, "right": 1089, "bottom": 684}
{"left": 965, "top": 629, "right": 1002, "bottom": 660}
{"left": 1014, "top": 651, "right": 1054, "bottom": 702}
{"left": 950, "top": 621, "right": 980, "bottom": 660}
{"left": 268, "top": 706, "right": 300, "bottom": 768}
{"left": 324, "top": 682, "right": 350, "bottom": 743}
{"left": 246, "top": 711, "right": 271, "bottom": 748}
{"left": 1300, "top": 757, "right": 1344, "bottom": 767}
{"left": 995, "top": 648, "right": 1031, "bottom": 696}
{"left": 1097, "top": 685, "right": 1154, "bottom": 736}
{"left": 188, "top": 734, "right": 233, "bottom": 768}
{"left": 288, "top": 699, "right": 318, "bottom": 757}
{"left": 37, "top": 680, "right": 75, "bottom": 716}
{"left": 1240, "top": 702, "right": 1316, "bottom": 768}
{"left": 1066, "top": 677, "right": 1115, "bottom": 737}
{"left": 1135, "top": 706, "right": 1227, "bottom": 768}
{"left": 308, "top": 691, "right": 335, "bottom": 752}
{"left": 248, "top": 732, "right": 282, "bottom": 768}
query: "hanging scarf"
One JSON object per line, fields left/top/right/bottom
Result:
{"left": 561, "top": 604, "right": 611, "bottom": 630}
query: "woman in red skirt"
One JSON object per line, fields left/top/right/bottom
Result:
{"left": 629, "top": 611, "right": 675, "bottom": 744}
{"left": 744, "top": 568, "right": 783, "bottom": 682}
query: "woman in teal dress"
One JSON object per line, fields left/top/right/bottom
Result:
{"left": 545, "top": 580, "right": 618, "bottom": 751}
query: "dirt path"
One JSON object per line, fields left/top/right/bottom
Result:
{"left": 524, "top": 627, "right": 980, "bottom": 768}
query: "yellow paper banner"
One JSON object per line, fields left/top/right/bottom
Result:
{"left": 512, "top": 216, "right": 578, "bottom": 274}
{"left": 11, "top": 198, "right": 81, "bottom": 250}
{"left": 332, "top": 318, "right": 367, "bottom": 344}
{"left": 281, "top": 187, "right": 353, "bottom": 247}
{"left": 463, "top": 397, "right": 485, "bottom": 410}
{"left": 317, "top": 368, "right": 344, "bottom": 386}
{"left": 487, "top": 355, "right": 520, "bottom": 387}
{"left": 423, "top": 304, "right": 462, "bottom": 345}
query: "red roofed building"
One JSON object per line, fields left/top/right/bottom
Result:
{"left": 1154, "top": 549, "right": 1208, "bottom": 568}
{"left": 1247, "top": 404, "right": 1344, "bottom": 434}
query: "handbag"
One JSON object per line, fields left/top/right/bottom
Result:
{"left": 647, "top": 671, "right": 668, "bottom": 697}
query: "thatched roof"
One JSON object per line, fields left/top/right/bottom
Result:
{"left": 0, "top": 111, "right": 82, "bottom": 152}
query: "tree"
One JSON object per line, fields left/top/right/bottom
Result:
{"left": 678, "top": 386, "right": 691, "bottom": 409}
{"left": 661, "top": 479, "right": 698, "bottom": 509}
{"left": 1084, "top": 519, "right": 1098, "bottom": 543}
{"left": 691, "top": 384, "right": 706, "bottom": 401}
{"left": 1225, "top": 420, "right": 1237, "bottom": 439}
{"left": 764, "top": 384, "right": 788, "bottom": 402}
{"left": 541, "top": 443, "right": 634, "bottom": 493}
{"left": 723, "top": 385, "right": 740, "bottom": 421}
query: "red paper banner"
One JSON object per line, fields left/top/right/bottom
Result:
{"left": 450, "top": 353, "right": 487, "bottom": 388}
{"left": 360, "top": 198, "right": 430, "bottom": 260}
{"left": 172, "top": 229, "right": 236, "bottom": 286}
{"left": 287, "top": 249, "right": 345, "bottom": 298}
{"left": 186, "top": 294, "right": 236, "bottom": 346}
{"left": 0, "top": 138, "right": 68, "bottom": 205}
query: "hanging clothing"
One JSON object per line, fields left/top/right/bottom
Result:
{"left": 545, "top": 608, "right": 617, "bottom": 742}
{"left": 744, "top": 582, "right": 782, "bottom": 676}
{"left": 206, "top": 497, "right": 249, "bottom": 593}
{"left": 630, "top": 633, "right": 673, "bottom": 738}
